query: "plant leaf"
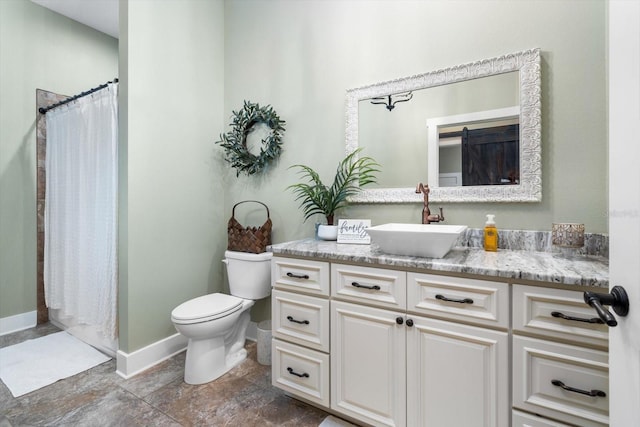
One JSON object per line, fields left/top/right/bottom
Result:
{"left": 287, "top": 148, "right": 380, "bottom": 223}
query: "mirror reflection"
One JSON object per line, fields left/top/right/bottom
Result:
{"left": 438, "top": 118, "right": 520, "bottom": 187}
{"left": 345, "top": 48, "right": 541, "bottom": 203}
{"left": 429, "top": 106, "right": 520, "bottom": 188}
{"left": 359, "top": 72, "right": 519, "bottom": 188}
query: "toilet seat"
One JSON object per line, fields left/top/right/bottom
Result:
{"left": 171, "top": 293, "right": 244, "bottom": 325}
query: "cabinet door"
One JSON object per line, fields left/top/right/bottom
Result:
{"left": 407, "top": 316, "right": 509, "bottom": 427}
{"left": 331, "top": 301, "right": 406, "bottom": 427}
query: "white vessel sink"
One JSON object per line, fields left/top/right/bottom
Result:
{"left": 365, "top": 223, "right": 468, "bottom": 258}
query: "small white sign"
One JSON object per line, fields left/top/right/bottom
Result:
{"left": 337, "top": 219, "right": 371, "bottom": 244}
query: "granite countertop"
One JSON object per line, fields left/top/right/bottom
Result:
{"left": 269, "top": 239, "right": 609, "bottom": 288}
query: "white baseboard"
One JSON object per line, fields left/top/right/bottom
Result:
{"left": 0, "top": 311, "right": 37, "bottom": 336}
{"left": 115, "top": 321, "right": 260, "bottom": 379}
{"left": 116, "top": 333, "right": 188, "bottom": 379}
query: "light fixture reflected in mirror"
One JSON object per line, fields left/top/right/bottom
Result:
{"left": 370, "top": 91, "right": 413, "bottom": 111}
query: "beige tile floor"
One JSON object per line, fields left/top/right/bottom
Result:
{"left": 0, "top": 323, "right": 334, "bottom": 426}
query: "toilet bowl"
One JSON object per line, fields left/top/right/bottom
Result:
{"left": 171, "top": 250, "right": 272, "bottom": 384}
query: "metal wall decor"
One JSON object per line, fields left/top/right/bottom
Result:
{"left": 370, "top": 91, "right": 413, "bottom": 111}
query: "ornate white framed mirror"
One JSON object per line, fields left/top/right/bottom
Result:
{"left": 346, "top": 48, "right": 541, "bottom": 203}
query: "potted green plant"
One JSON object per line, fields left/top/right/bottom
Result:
{"left": 288, "top": 148, "right": 380, "bottom": 240}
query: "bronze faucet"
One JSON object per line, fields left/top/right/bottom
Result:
{"left": 415, "top": 183, "right": 444, "bottom": 224}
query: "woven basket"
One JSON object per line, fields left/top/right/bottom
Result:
{"left": 227, "top": 200, "right": 272, "bottom": 254}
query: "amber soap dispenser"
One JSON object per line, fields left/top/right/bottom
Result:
{"left": 484, "top": 214, "right": 498, "bottom": 252}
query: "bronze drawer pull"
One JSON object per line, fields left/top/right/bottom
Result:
{"left": 551, "top": 311, "right": 604, "bottom": 324}
{"left": 551, "top": 380, "right": 606, "bottom": 397}
{"left": 351, "top": 282, "right": 381, "bottom": 291}
{"left": 287, "top": 367, "right": 309, "bottom": 378}
{"left": 286, "top": 316, "right": 310, "bottom": 325}
{"left": 286, "top": 272, "right": 310, "bottom": 280}
{"left": 435, "top": 294, "right": 473, "bottom": 304}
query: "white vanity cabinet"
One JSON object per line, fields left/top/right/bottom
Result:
{"left": 271, "top": 257, "right": 331, "bottom": 407}
{"left": 511, "top": 284, "right": 609, "bottom": 427}
{"left": 270, "top": 254, "right": 609, "bottom": 427}
{"left": 330, "top": 264, "right": 509, "bottom": 427}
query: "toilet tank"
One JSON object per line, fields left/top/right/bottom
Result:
{"left": 224, "top": 250, "right": 273, "bottom": 300}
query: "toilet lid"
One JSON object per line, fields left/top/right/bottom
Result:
{"left": 171, "top": 293, "right": 243, "bottom": 324}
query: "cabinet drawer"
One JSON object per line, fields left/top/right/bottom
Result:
{"left": 331, "top": 263, "right": 406, "bottom": 310}
{"left": 272, "top": 257, "right": 330, "bottom": 296}
{"left": 272, "top": 339, "right": 330, "bottom": 407}
{"left": 513, "top": 284, "right": 608, "bottom": 348}
{"left": 513, "top": 335, "right": 609, "bottom": 427}
{"left": 272, "top": 290, "right": 329, "bottom": 352}
{"left": 407, "top": 273, "right": 509, "bottom": 328}
{"left": 512, "top": 410, "right": 573, "bottom": 427}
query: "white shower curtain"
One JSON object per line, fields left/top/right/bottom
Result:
{"left": 44, "top": 83, "right": 118, "bottom": 342}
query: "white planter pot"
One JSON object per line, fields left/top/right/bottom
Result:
{"left": 317, "top": 225, "right": 338, "bottom": 241}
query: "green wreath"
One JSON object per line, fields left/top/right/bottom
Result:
{"left": 216, "top": 101, "right": 286, "bottom": 176}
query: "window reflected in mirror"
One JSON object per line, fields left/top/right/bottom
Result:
{"left": 438, "top": 118, "right": 519, "bottom": 187}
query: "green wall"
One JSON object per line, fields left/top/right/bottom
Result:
{"left": 0, "top": 0, "right": 118, "bottom": 320}
{"left": 118, "top": 0, "right": 226, "bottom": 352}
{"left": 224, "top": 0, "right": 606, "bottom": 237}
{"left": 223, "top": 0, "right": 607, "bottom": 322}
{"left": 2, "top": 0, "right": 608, "bottom": 349}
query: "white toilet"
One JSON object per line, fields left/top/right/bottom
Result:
{"left": 171, "top": 250, "right": 272, "bottom": 385}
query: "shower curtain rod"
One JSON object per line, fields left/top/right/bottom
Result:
{"left": 38, "top": 78, "right": 119, "bottom": 114}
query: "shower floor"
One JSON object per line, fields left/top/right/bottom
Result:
{"left": 0, "top": 323, "right": 333, "bottom": 426}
